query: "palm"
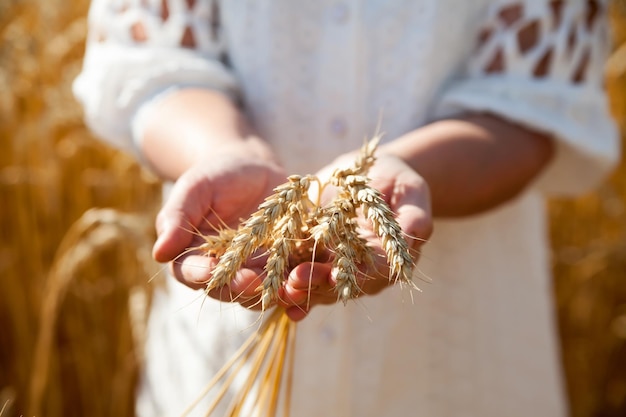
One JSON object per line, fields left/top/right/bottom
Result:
{"left": 279, "top": 154, "right": 432, "bottom": 320}
{"left": 153, "top": 156, "right": 286, "bottom": 293}
{"left": 194, "top": 163, "right": 284, "bottom": 231}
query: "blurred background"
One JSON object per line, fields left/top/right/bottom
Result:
{"left": 0, "top": 0, "right": 624, "bottom": 416}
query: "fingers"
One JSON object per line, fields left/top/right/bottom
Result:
{"left": 281, "top": 262, "right": 334, "bottom": 304}
{"left": 153, "top": 172, "right": 213, "bottom": 262}
{"left": 285, "top": 306, "right": 310, "bottom": 322}
{"left": 206, "top": 268, "right": 265, "bottom": 310}
{"left": 385, "top": 168, "right": 433, "bottom": 252}
{"left": 172, "top": 257, "right": 339, "bottom": 320}
{"left": 278, "top": 262, "right": 337, "bottom": 320}
{"left": 395, "top": 199, "right": 433, "bottom": 252}
{"left": 170, "top": 253, "right": 216, "bottom": 290}
{"left": 279, "top": 259, "right": 392, "bottom": 321}
{"left": 171, "top": 252, "right": 265, "bottom": 308}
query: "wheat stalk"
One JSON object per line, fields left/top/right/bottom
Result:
{"left": 0, "top": 400, "right": 9, "bottom": 417}
{"left": 180, "top": 308, "right": 296, "bottom": 417}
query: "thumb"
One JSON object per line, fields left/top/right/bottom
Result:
{"left": 153, "top": 173, "right": 212, "bottom": 262}
{"left": 392, "top": 176, "right": 433, "bottom": 251}
{"left": 153, "top": 212, "right": 190, "bottom": 262}
{"left": 395, "top": 203, "right": 432, "bottom": 252}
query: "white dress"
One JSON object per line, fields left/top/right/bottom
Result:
{"left": 74, "top": 1, "right": 620, "bottom": 416}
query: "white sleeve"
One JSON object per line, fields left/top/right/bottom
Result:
{"left": 73, "top": 0, "right": 239, "bottom": 155}
{"left": 434, "top": 0, "right": 620, "bottom": 196}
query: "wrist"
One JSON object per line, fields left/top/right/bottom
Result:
{"left": 188, "top": 136, "right": 282, "bottom": 170}
{"left": 136, "top": 88, "right": 279, "bottom": 180}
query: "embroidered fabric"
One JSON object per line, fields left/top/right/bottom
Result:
{"left": 73, "top": 0, "right": 618, "bottom": 194}
{"left": 476, "top": 1, "right": 606, "bottom": 84}
{"left": 435, "top": 0, "right": 618, "bottom": 195}
{"left": 73, "top": 0, "right": 238, "bottom": 155}
{"left": 90, "top": 0, "right": 222, "bottom": 52}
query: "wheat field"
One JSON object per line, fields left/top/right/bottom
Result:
{"left": 0, "top": 1, "right": 624, "bottom": 416}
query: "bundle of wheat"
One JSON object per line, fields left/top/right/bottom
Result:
{"left": 204, "top": 138, "right": 415, "bottom": 308}
{"left": 183, "top": 138, "right": 417, "bottom": 416}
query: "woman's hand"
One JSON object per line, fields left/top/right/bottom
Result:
{"left": 136, "top": 88, "right": 288, "bottom": 307}
{"left": 153, "top": 154, "right": 287, "bottom": 300}
{"left": 277, "top": 153, "right": 433, "bottom": 321}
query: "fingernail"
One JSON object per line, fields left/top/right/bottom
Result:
{"left": 189, "top": 265, "right": 210, "bottom": 283}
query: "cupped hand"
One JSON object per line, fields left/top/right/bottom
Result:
{"left": 278, "top": 153, "right": 433, "bottom": 321}
{"left": 153, "top": 154, "right": 286, "bottom": 299}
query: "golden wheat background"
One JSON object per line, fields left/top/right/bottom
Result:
{"left": 0, "top": 0, "right": 624, "bottom": 416}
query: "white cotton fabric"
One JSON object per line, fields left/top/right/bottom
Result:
{"left": 73, "top": 1, "right": 620, "bottom": 416}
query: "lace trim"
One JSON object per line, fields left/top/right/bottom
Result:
{"left": 90, "top": 0, "right": 221, "bottom": 52}
{"left": 474, "top": 1, "right": 609, "bottom": 85}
